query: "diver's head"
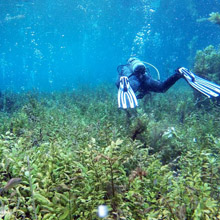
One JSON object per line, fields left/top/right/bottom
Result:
{"left": 128, "top": 57, "right": 146, "bottom": 76}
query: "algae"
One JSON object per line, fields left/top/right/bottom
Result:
{"left": 193, "top": 45, "right": 220, "bottom": 96}
{"left": 208, "top": 12, "right": 220, "bottom": 26}
{"left": 0, "top": 87, "right": 220, "bottom": 219}
{"left": 197, "top": 12, "right": 220, "bottom": 26}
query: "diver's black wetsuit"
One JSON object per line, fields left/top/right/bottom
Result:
{"left": 116, "top": 64, "right": 182, "bottom": 99}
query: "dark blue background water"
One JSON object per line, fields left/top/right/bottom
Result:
{"left": 0, "top": 0, "right": 220, "bottom": 91}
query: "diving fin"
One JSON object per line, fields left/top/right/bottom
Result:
{"left": 179, "top": 67, "right": 220, "bottom": 98}
{"left": 118, "top": 76, "right": 138, "bottom": 109}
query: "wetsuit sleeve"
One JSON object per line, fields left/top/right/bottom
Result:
{"left": 142, "top": 72, "right": 182, "bottom": 93}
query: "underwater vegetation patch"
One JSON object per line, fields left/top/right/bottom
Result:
{"left": 193, "top": 44, "right": 220, "bottom": 103}
{"left": 194, "top": 45, "right": 220, "bottom": 83}
{"left": 208, "top": 12, "right": 220, "bottom": 26}
{"left": 0, "top": 87, "right": 220, "bottom": 219}
{"left": 197, "top": 12, "right": 220, "bottom": 27}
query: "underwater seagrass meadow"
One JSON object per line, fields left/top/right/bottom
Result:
{"left": 1, "top": 0, "right": 220, "bottom": 219}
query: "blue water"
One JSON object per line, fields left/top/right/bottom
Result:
{"left": 0, "top": 0, "right": 220, "bottom": 91}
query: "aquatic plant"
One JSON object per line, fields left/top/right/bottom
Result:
{"left": 197, "top": 12, "right": 220, "bottom": 27}
{"left": 193, "top": 45, "right": 220, "bottom": 101}
{"left": 0, "top": 92, "right": 20, "bottom": 113}
{"left": 0, "top": 87, "right": 220, "bottom": 219}
{"left": 194, "top": 45, "right": 220, "bottom": 82}
{"left": 208, "top": 12, "right": 220, "bottom": 26}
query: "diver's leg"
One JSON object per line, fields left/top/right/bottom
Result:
{"left": 145, "top": 73, "right": 182, "bottom": 93}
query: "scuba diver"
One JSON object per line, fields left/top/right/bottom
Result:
{"left": 117, "top": 57, "right": 220, "bottom": 109}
